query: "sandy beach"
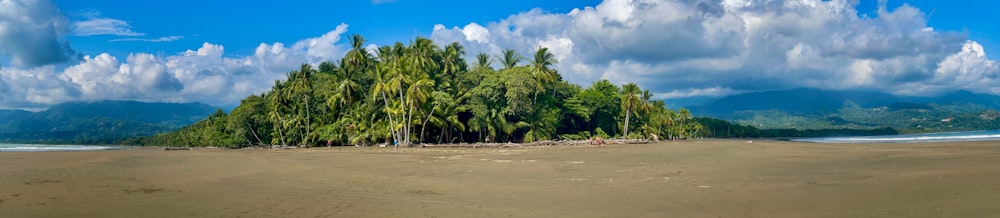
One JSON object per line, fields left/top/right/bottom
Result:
{"left": 3, "top": 139, "right": 1000, "bottom": 217}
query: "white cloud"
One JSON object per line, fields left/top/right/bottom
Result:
{"left": 109, "top": 35, "right": 183, "bottom": 42}
{"left": 656, "top": 87, "right": 742, "bottom": 99}
{"left": 0, "top": 25, "right": 354, "bottom": 109}
{"left": 431, "top": 0, "right": 1000, "bottom": 99}
{"left": 461, "top": 23, "right": 490, "bottom": 44}
{"left": 0, "top": 0, "right": 76, "bottom": 67}
{"left": 293, "top": 23, "right": 349, "bottom": 64}
{"left": 4, "top": 0, "right": 1000, "bottom": 110}
{"left": 71, "top": 17, "right": 144, "bottom": 36}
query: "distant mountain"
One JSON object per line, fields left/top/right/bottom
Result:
{"left": 691, "top": 88, "right": 902, "bottom": 115}
{"left": 0, "top": 109, "right": 31, "bottom": 126}
{"left": 691, "top": 88, "right": 1000, "bottom": 132}
{"left": 0, "top": 101, "right": 217, "bottom": 144}
{"left": 922, "top": 90, "right": 1000, "bottom": 110}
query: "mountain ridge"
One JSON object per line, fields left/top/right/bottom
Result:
{"left": 689, "top": 88, "right": 1000, "bottom": 132}
{"left": 0, "top": 100, "right": 218, "bottom": 144}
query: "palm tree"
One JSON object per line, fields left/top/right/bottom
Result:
{"left": 529, "top": 47, "right": 558, "bottom": 101}
{"left": 374, "top": 45, "right": 408, "bottom": 148}
{"left": 663, "top": 109, "right": 677, "bottom": 140}
{"left": 678, "top": 108, "right": 692, "bottom": 139}
{"left": 473, "top": 108, "right": 514, "bottom": 143}
{"left": 267, "top": 80, "right": 289, "bottom": 147}
{"left": 371, "top": 60, "right": 400, "bottom": 146}
{"left": 620, "top": 83, "right": 642, "bottom": 139}
{"left": 288, "top": 64, "right": 316, "bottom": 146}
{"left": 330, "top": 59, "right": 361, "bottom": 109}
{"left": 403, "top": 73, "right": 434, "bottom": 145}
{"left": 407, "top": 37, "right": 438, "bottom": 75}
{"left": 497, "top": 48, "right": 523, "bottom": 70}
{"left": 442, "top": 43, "right": 465, "bottom": 78}
{"left": 441, "top": 42, "right": 466, "bottom": 95}
{"left": 474, "top": 53, "right": 492, "bottom": 69}
{"left": 345, "top": 34, "right": 370, "bottom": 68}
{"left": 530, "top": 47, "right": 558, "bottom": 85}
{"left": 437, "top": 98, "right": 466, "bottom": 144}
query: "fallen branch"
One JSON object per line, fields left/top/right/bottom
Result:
{"left": 162, "top": 147, "right": 192, "bottom": 151}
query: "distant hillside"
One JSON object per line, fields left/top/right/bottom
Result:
{"left": 691, "top": 88, "right": 1000, "bottom": 133}
{"left": 909, "top": 90, "right": 1000, "bottom": 112}
{"left": 0, "top": 101, "right": 217, "bottom": 144}
{"left": 691, "top": 88, "right": 902, "bottom": 115}
{"left": 0, "top": 109, "right": 31, "bottom": 126}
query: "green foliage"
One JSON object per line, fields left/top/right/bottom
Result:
{"left": 696, "top": 117, "right": 899, "bottom": 138}
{"left": 594, "top": 127, "right": 610, "bottom": 139}
{"left": 130, "top": 36, "right": 707, "bottom": 147}
{"left": 580, "top": 80, "right": 622, "bottom": 137}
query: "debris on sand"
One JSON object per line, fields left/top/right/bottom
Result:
{"left": 162, "top": 147, "right": 191, "bottom": 151}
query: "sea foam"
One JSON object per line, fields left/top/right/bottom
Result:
{"left": 793, "top": 130, "right": 1000, "bottom": 143}
{"left": 0, "top": 144, "right": 118, "bottom": 152}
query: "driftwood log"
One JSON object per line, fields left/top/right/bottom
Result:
{"left": 162, "top": 147, "right": 192, "bottom": 151}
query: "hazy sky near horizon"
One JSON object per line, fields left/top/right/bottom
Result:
{"left": 0, "top": 0, "right": 998, "bottom": 110}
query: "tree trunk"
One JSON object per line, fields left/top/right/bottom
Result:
{"left": 623, "top": 108, "right": 631, "bottom": 139}
{"left": 246, "top": 120, "right": 264, "bottom": 146}
{"left": 438, "top": 122, "right": 448, "bottom": 144}
{"left": 275, "top": 113, "right": 288, "bottom": 147}
{"left": 406, "top": 105, "right": 415, "bottom": 146}
{"left": 398, "top": 85, "right": 407, "bottom": 146}
{"left": 303, "top": 94, "right": 310, "bottom": 147}
{"left": 380, "top": 91, "right": 399, "bottom": 147}
{"left": 419, "top": 105, "right": 437, "bottom": 145}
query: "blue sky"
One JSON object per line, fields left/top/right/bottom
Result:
{"left": 1, "top": 0, "right": 999, "bottom": 110}
{"left": 57, "top": 0, "right": 602, "bottom": 60}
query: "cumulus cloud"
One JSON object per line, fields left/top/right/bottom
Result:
{"left": 0, "top": 66, "right": 80, "bottom": 110}
{"left": 0, "top": 0, "right": 77, "bottom": 67}
{"left": 0, "top": 24, "right": 354, "bottom": 109}
{"left": 5, "top": 0, "right": 1000, "bottom": 111}
{"left": 430, "top": 0, "right": 1000, "bottom": 100}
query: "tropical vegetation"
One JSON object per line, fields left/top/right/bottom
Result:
{"left": 131, "top": 36, "right": 704, "bottom": 148}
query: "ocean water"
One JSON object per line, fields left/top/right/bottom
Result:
{"left": 0, "top": 144, "right": 119, "bottom": 152}
{"left": 792, "top": 130, "right": 1000, "bottom": 143}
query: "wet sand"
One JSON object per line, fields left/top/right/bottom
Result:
{"left": 2, "top": 139, "right": 1000, "bottom": 217}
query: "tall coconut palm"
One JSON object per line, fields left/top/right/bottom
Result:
{"left": 267, "top": 80, "right": 289, "bottom": 147}
{"left": 441, "top": 43, "right": 465, "bottom": 79}
{"left": 441, "top": 42, "right": 466, "bottom": 95}
{"left": 497, "top": 48, "right": 523, "bottom": 70}
{"left": 370, "top": 60, "right": 400, "bottom": 146}
{"left": 663, "top": 109, "right": 677, "bottom": 140}
{"left": 330, "top": 59, "right": 361, "bottom": 109}
{"left": 374, "top": 45, "right": 408, "bottom": 148}
{"left": 620, "top": 82, "right": 642, "bottom": 139}
{"left": 678, "top": 108, "right": 692, "bottom": 139}
{"left": 530, "top": 47, "right": 558, "bottom": 86}
{"left": 529, "top": 47, "right": 559, "bottom": 101}
{"left": 474, "top": 53, "right": 492, "bottom": 69}
{"left": 345, "top": 34, "right": 370, "bottom": 68}
{"left": 407, "top": 37, "right": 438, "bottom": 75}
{"left": 403, "top": 74, "right": 434, "bottom": 145}
{"left": 289, "top": 64, "right": 316, "bottom": 146}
